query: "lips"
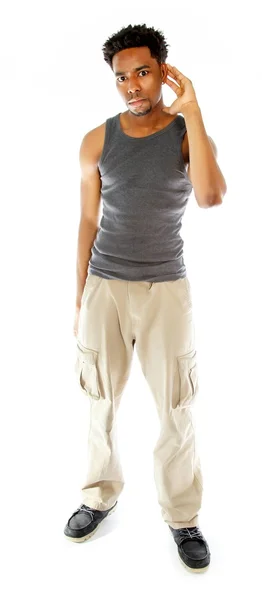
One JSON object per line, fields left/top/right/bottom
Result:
{"left": 129, "top": 99, "right": 146, "bottom": 104}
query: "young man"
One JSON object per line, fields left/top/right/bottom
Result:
{"left": 64, "top": 24, "right": 227, "bottom": 573}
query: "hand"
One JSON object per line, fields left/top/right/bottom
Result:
{"left": 73, "top": 306, "right": 80, "bottom": 337}
{"left": 162, "top": 64, "right": 199, "bottom": 116}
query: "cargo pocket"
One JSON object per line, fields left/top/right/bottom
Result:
{"left": 176, "top": 349, "right": 199, "bottom": 408}
{"left": 75, "top": 340, "right": 101, "bottom": 400}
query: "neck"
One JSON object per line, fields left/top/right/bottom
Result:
{"left": 124, "top": 97, "right": 171, "bottom": 130}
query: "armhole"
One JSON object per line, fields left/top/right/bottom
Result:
{"left": 176, "top": 114, "right": 192, "bottom": 188}
{"left": 98, "top": 118, "right": 111, "bottom": 173}
{"left": 175, "top": 114, "right": 187, "bottom": 167}
{"left": 177, "top": 113, "right": 187, "bottom": 141}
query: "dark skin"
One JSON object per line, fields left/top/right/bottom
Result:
{"left": 74, "top": 45, "right": 221, "bottom": 334}
{"left": 112, "top": 45, "right": 218, "bottom": 173}
{"left": 112, "top": 46, "right": 177, "bottom": 137}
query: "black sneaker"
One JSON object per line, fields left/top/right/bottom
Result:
{"left": 169, "top": 526, "right": 211, "bottom": 572}
{"left": 64, "top": 501, "right": 117, "bottom": 542}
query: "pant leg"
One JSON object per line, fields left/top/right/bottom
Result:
{"left": 132, "top": 276, "right": 203, "bottom": 529}
{"left": 75, "top": 274, "right": 134, "bottom": 510}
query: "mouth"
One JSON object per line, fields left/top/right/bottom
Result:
{"left": 128, "top": 99, "right": 146, "bottom": 106}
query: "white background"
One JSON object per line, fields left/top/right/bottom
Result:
{"left": 1, "top": 0, "right": 262, "bottom": 597}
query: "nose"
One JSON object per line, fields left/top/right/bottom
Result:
{"left": 128, "top": 77, "right": 142, "bottom": 95}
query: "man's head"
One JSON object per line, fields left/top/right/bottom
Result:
{"left": 102, "top": 24, "right": 169, "bottom": 117}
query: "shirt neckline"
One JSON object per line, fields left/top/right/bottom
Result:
{"left": 116, "top": 112, "right": 179, "bottom": 141}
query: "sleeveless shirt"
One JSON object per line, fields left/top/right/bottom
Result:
{"left": 87, "top": 111, "right": 193, "bottom": 282}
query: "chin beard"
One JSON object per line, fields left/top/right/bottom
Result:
{"left": 129, "top": 105, "right": 152, "bottom": 117}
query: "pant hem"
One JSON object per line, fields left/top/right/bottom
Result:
{"left": 81, "top": 498, "right": 117, "bottom": 511}
{"left": 166, "top": 518, "right": 199, "bottom": 529}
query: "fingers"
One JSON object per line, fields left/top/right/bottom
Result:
{"left": 165, "top": 77, "right": 180, "bottom": 92}
{"left": 166, "top": 64, "right": 185, "bottom": 82}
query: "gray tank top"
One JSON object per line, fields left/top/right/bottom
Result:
{"left": 88, "top": 111, "right": 193, "bottom": 282}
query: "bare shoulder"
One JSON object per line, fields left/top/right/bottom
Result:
{"left": 78, "top": 122, "right": 106, "bottom": 225}
{"left": 79, "top": 121, "right": 106, "bottom": 173}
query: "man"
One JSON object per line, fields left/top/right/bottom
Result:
{"left": 64, "top": 23, "right": 227, "bottom": 573}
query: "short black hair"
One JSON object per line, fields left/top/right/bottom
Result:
{"left": 102, "top": 23, "right": 169, "bottom": 70}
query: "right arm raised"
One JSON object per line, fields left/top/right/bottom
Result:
{"left": 75, "top": 126, "right": 103, "bottom": 308}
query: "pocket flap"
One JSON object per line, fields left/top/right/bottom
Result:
{"left": 177, "top": 349, "right": 199, "bottom": 407}
{"left": 75, "top": 341, "right": 100, "bottom": 400}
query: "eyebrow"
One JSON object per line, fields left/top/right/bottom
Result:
{"left": 114, "top": 64, "right": 151, "bottom": 77}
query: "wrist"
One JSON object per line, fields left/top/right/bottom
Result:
{"left": 181, "top": 102, "right": 201, "bottom": 118}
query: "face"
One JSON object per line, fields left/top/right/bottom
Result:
{"left": 112, "top": 46, "right": 167, "bottom": 116}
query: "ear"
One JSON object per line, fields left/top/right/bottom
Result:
{"left": 161, "top": 64, "right": 168, "bottom": 84}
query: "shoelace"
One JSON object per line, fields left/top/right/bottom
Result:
{"left": 68, "top": 504, "right": 95, "bottom": 524}
{"left": 177, "top": 527, "right": 205, "bottom": 544}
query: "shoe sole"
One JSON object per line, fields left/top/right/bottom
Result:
{"left": 178, "top": 554, "right": 210, "bottom": 573}
{"left": 64, "top": 503, "right": 117, "bottom": 543}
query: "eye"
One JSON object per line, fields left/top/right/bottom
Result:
{"left": 116, "top": 70, "right": 149, "bottom": 83}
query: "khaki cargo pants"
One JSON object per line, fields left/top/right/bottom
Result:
{"left": 75, "top": 273, "right": 203, "bottom": 529}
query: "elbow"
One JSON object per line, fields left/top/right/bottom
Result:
{"left": 210, "top": 184, "right": 227, "bottom": 206}
{"left": 208, "top": 194, "right": 223, "bottom": 207}
{"left": 198, "top": 190, "right": 226, "bottom": 208}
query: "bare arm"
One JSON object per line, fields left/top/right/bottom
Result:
{"left": 76, "top": 128, "right": 102, "bottom": 308}
{"left": 182, "top": 104, "right": 227, "bottom": 207}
